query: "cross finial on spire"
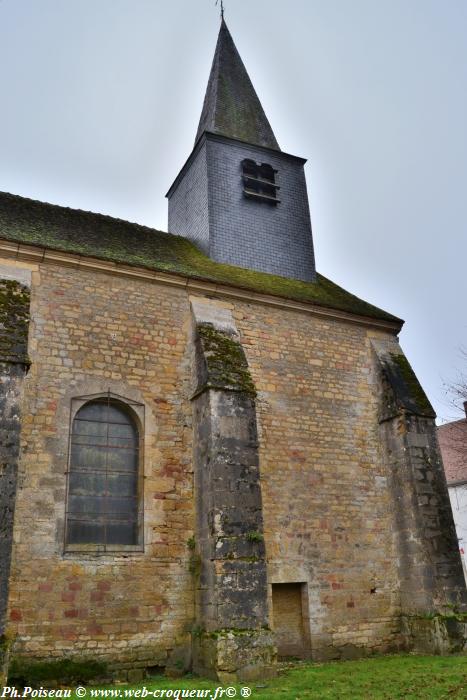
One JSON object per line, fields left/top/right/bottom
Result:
{"left": 215, "top": 0, "right": 225, "bottom": 21}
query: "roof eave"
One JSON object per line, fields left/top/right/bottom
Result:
{"left": 0, "top": 235, "right": 404, "bottom": 334}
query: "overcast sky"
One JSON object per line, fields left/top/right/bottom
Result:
{"left": 1, "top": 0, "right": 466, "bottom": 423}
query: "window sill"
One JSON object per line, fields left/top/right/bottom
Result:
{"left": 243, "top": 188, "right": 280, "bottom": 204}
{"left": 63, "top": 544, "right": 144, "bottom": 557}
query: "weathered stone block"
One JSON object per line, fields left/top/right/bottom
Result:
{"left": 193, "top": 629, "right": 276, "bottom": 682}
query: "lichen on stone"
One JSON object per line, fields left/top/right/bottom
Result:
{"left": 195, "top": 322, "right": 256, "bottom": 397}
{"left": 0, "top": 279, "right": 30, "bottom": 364}
{"left": 385, "top": 352, "right": 435, "bottom": 418}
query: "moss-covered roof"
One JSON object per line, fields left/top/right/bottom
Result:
{"left": 0, "top": 191, "right": 402, "bottom": 325}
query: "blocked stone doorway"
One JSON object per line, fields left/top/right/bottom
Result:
{"left": 271, "top": 582, "right": 311, "bottom": 658}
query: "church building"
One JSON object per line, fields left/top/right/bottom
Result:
{"left": 0, "top": 19, "right": 466, "bottom": 683}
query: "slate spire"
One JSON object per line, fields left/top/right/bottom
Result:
{"left": 195, "top": 19, "right": 280, "bottom": 150}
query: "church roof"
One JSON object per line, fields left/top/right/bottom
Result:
{"left": 0, "top": 191, "right": 402, "bottom": 326}
{"left": 195, "top": 20, "right": 280, "bottom": 150}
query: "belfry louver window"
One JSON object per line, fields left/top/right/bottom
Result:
{"left": 241, "top": 159, "right": 280, "bottom": 204}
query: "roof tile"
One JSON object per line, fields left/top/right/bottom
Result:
{"left": 0, "top": 190, "right": 402, "bottom": 325}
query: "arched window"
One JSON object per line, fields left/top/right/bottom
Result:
{"left": 65, "top": 399, "right": 141, "bottom": 550}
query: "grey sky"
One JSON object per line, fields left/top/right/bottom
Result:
{"left": 1, "top": 0, "right": 466, "bottom": 422}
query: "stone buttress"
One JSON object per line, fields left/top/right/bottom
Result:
{"left": 373, "top": 339, "right": 467, "bottom": 652}
{"left": 0, "top": 269, "right": 30, "bottom": 684}
{"left": 189, "top": 298, "right": 275, "bottom": 682}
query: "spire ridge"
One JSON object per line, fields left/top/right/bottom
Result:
{"left": 195, "top": 20, "right": 280, "bottom": 150}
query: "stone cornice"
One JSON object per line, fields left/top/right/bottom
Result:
{"left": 0, "top": 238, "right": 402, "bottom": 335}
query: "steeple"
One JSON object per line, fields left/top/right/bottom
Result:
{"left": 195, "top": 20, "right": 280, "bottom": 151}
{"left": 167, "top": 19, "right": 316, "bottom": 283}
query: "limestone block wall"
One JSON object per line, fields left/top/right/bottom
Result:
{"left": 231, "top": 304, "right": 405, "bottom": 658}
{"left": 6, "top": 264, "right": 195, "bottom": 673}
{"left": 5, "top": 255, "right": 460, "bottom": 669}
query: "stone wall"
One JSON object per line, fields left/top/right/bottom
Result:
{"left": 0, "top": 276, "right": 30, "bottom": 683}
{"left": 6, "top": 264, "right": 195, "bottom": 677}
{"left": 233, "top": 305, "right": 406, "bottom": 658}
{"left": 0, "top": 364, "right": 27, "bottom": 631}
{"left": 372, "top": 340, "right": 467, "bottom": 632}
{"left": 4, "top": 258, "right": 464, "bottom": 674}
{"left": 190, "top": 304, "right": 274, "bottom": 681}
{"left": 380, "top": 412, "right": 466, "bottom": 614}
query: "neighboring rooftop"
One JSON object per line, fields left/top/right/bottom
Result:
{"left": 195, "top": 19, "right": 280, "bottom": 150}
{"left": 0, "top": 190, "right": 402, "bottom": 325}
{"left": 438, "top": 403, "right": 467, "bottom": 485}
